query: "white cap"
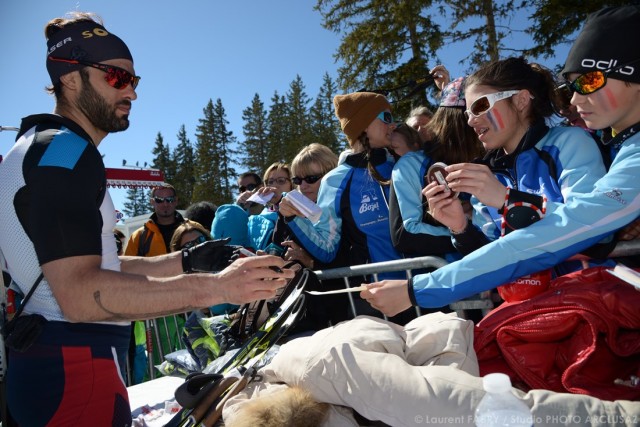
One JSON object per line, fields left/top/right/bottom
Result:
{"left": 482, "top": 373, "right": 512, "bottom": 393}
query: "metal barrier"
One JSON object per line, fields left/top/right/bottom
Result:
{"left": 128, "top": 240, "right": 640, "bottom": 384}
{"left": 314, "top": 256, "right": 453, "bottom": 318}
{"left": 313, "top": 239, "right": 640, "bottom": 319}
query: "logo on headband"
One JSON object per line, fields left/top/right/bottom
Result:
{"left": 81, "top": 27, "right": 110, "bottom": 39}
{"left": 580, "top": 59, "right": 635, "bottom": 75}
{"left": 48, "top": 37, "right": 73, "bottom": 55}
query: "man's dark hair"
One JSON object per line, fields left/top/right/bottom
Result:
{"left": 238, "top": 172, "right": 262, "bottom": 186}
{"left": 184, "top": 201, "right": 218, "bottom": 231}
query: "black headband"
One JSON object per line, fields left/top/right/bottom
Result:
{"left": 46, "top": 20, "right": 133, "bottom": 84}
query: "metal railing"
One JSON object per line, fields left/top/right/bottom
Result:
{"left": 313, "top": 239, "right": 640, "bottom": 319}
{"left": 127, "top": 239, "right": 640, "bottom": 385}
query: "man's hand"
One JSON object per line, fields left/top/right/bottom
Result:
{"left": 282, "top": 240, "right": 314, "bottom": 268}
{"left": 360, "top": 280, "right": 412, "bottom": 317}
{"left": 214, "top": 255, "right": 294, "bottom": 304}
{"left": 182, "top": 238, "right": 236, "bottom": 273}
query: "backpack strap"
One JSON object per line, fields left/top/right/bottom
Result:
{"left": 137, "top": 225, "right": 154, "bottom": 257}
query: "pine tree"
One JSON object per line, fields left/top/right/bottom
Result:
{"left": 314, "top": 0, "right": 442, "bottom": 112}
{"left": 283, "top": 75, "right": 314, "bottom": 163}
{"left": 193, "top": 100, "right": 217, "bottom": 204}
{"left": 193, "top": 99, "right": 238, "bottom": 206}
{"left": 240, "top": 93, "right": 270, "bottom": 174}
{"left": 309, "top": 72, "right": 344, "bottom": 153}
{"left": 172, "top": 124, "right": 195, "bottom": 209}
{"left": 266, "top": 91, "right": 288, "bottom": 167}
{"left": 151, "top": 132, "right": 176, "bottom": 184}
{"left": 122, "top": 187, "right": 150, "bottom": 218}
{"left": 443, "top": 0, "right": 517, "bottom": 67}
{"left": 522, "top": 0, "right": 630, "bottom": 59}
{"left": 211, "top": 98, "right": 238, "bottom": 204}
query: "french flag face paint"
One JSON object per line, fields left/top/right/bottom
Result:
{"left": 487, "top": 108, "right": 505, "bottom": 131}
{"left": 601, "top": 87, "right": 618, "bottom": 110}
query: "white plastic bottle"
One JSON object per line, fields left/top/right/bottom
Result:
{"left": 475, "top": 373, "right": 533, "bottom": 427}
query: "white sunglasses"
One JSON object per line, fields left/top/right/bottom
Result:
{"left": 464, "top": 90, "right": 520, "bottom": 119}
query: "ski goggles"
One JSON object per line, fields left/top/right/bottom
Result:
{"left": 48, "top": 56, "right": 140, "bottom": 90}
{"left": 465, "top": 90, "right": 520, "bottom": 119}
{"left": 377, "top": 111, "right": 394, "bottom": 124}
{"left": 292, "top": 175, "right": 323, "bottom": 185}
{"left": 153, "top": 196, "right": 176, "bottom": 204}
{"left": 564, "top": 58, "right": 640, "bottom": 95}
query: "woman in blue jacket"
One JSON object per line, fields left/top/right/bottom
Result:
{"left": 279, "top": 92, "right": 414, "bottom": 322}
{"left": 424, "top": 58, "right": 609, "bottom": 282}
{"left": 364, "top": 52, "right": 621, "bottom": 313}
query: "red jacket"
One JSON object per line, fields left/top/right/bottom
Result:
{"left": 475, "top": 266, "right": 640, "bottom": 401}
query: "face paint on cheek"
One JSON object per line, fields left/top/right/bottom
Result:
{"left": 601, "top": 87, "right": 618, "bottom": 110}
{"left": 487, "top": 109, "right": 505, "bottom": 131}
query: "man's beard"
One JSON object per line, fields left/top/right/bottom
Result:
{"left": 77, "top": 71, "right": 130, "bottom": 133}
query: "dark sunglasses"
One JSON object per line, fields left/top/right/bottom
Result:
{"left": 153, "top": 196, "right": 176, "bottom": 204}
{"left": 464, "top": 90, "right": 520, "bottom": 119}
{"left": 266, "top": 177, "right": 291, "bottom": 186}
{"left": 181, "top": 235, "right": 207, "bottom": 250}
{"left": 377, "top": 111, "right": 394, "bottom": 124}
{"left": 564, "top": 58, "right": 640, "bottom": 95}
{"left": 239, "top": 183, "right": 258, "bottom": 192}
{"left": 554, "top": 83, "right": 573, "bottom": 110}
{"left": 48, "top": 56, "right": 141, "bottom": 90}
{"left": 292, "top": 175, "right": 323, "bottom": 185}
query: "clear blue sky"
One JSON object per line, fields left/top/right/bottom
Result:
{"left": 0, "top": 1, "right": 571, "bottom": 219}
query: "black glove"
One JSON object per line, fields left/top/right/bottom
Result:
{"left": 182, "top": 238, "right": 237, "bottom": 273}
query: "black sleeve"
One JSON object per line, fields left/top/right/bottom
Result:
{"left": 272, "top": 214, "right": 291, "bottom": 247}
{"left": 579, "top": 235, "right": 618, "bottom": 259}
{"left": 23, "top": 138, "right": 104, "bottom": 265}
{"left": 388, "top": 181, "right": 455, "bottom": 256}
{"left": 451, "top": 220, "right": 491, "bottom": 256}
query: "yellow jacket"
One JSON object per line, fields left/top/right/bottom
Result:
{"left": 124, "top": 212, "right": 185, "bottom": 256}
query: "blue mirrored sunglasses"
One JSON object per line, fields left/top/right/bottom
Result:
{"left": 376, "top": 111, "right": 394, "bottom": 124}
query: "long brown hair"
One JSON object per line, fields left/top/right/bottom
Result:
{"left": 424, "top": 107, "right": 484, "bottom": 164}
{"left": 355, "top": 132, "right": 390, "bottom": 185}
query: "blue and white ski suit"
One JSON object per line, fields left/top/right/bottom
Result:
{"left": 411, "top": 123, "right": 640, "bottom": 308}
{"left": 389, "top": 150, "right": 460, "bottom": 262}
{"left": 286, "top": 148, "right": 404, "bottom": 279}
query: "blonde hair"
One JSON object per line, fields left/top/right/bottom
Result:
{"left": 291, "top": 143, "right": 338, "bottom": 178}
{"left": 263, "top": 162, "right": 292, "bottom": 183}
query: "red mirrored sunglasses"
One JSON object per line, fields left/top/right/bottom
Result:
{"left": 48, "top": 56, "right": 140, "bottom": 90}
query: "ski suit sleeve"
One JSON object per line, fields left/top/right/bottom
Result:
{"left": 411, "top": 129, "right": 637, "bottom": 308}
{"left": 285, "top": 167, "right": 349, "bottom": 264}
{"left": 389, "top": 152, "right": 453, "bottom": 255}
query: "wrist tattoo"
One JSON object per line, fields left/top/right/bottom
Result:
{"left": 93, "top": 291, "right": 196, "bottom": 321}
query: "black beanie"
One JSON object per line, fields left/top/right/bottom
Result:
{"left": 562, "top": 6, "right": 640, "bottom": 84}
